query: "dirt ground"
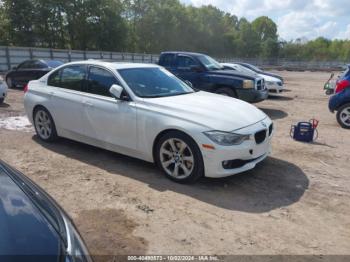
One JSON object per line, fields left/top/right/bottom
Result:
{"left": 0, "top": 71, "right": 349, "bottom": 258}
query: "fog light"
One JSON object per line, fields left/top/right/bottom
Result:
{"left": 223, "top": 161, "right": 230, "bottom": 168}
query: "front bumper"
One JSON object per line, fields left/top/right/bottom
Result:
{"left": 266, "top": 82, "right": 284, "bottom": 93}
{"left": 236, "top": 88, "right": 269, "bottom": 103}
{"left": 200, "top": 118, "right": 273, "bottom": 178}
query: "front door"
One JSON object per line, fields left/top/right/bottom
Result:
{"left": 175, "top": 55, "right": 203, "bottom": 88}
{"left": 80, "top": 66, "right": 137, "bottom": 152}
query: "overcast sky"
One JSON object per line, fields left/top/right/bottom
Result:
{"left": 180, "top": 0, "right": 350, "bottom": 41}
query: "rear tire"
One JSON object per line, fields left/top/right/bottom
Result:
{"left": 33, "top": 107, "right": 58, "bottom": 142}
{"left": 155, "top": 131, "right": 204, "bottom": 184}
{"left": 215, "top": 87, "right": 237, "bottom": 98}
{"left": 0, "top": 98, "right": 4, "bottom": 104}
{"left": 336, "top": 103, "right": 350, "bottom": 129}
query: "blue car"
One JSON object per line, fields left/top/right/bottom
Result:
{"left": 329, "top": 65, "right": 350, "bottom": 129}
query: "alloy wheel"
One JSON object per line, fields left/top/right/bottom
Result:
{"left": 35, "top": 110, "right": 53, "bottom": 139}
{"left": 160, "top": 138, "right": 194, "bottom": 179}
{"left": 339, "top": 106, "right": 350, "bottom": 127}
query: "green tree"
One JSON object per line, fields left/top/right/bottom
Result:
{"left": 3, "top": 0, "right": 37, "bottom": 46}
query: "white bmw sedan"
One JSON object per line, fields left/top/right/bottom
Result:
{"left": 24, "top": 61, "right": 273, "bottom": 183}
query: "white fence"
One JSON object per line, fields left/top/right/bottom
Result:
{"left": 0, "top": 45, "right": 348, "bottom": 72}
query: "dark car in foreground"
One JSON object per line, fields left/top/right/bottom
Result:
{"left": 329, "top": 65, "right": 350, "bottom": 129}
{"left": 158, "top": 52, "right": 268, "bottom": 103}
{"left": 5, "top": 59, "right": 63, "bottom": 89}
{"left": 236, "top": 62, "right": 284, "bottom": 84}
{"left": 0, "top": 160, "right": 91, "bottom": 262}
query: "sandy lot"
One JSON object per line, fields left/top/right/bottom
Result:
{"left": 0, "top": 71, "right": 349, "bottom": 258}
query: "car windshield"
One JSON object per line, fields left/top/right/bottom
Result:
{"left": 197, "top": 55, "right": 223, "bottom": 71}
{"left": 118, "top": 67, "right": 194, "bottom": 98}
{"left": 247, "top": 64, "right": 263, "bottom": 73}
{"left": 235, "top": 64, "right": 256, "bottom": 75}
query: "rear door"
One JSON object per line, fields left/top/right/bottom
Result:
{"left": 11, "top": 61, "right": 32, "bottom": 87}
{"left": 47, "top": 65, "right": 87, "bottom": 136}
{"left": 79, "top": 66, "right": 137, "bottom": 151}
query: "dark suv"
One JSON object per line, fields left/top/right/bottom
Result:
{"left": 158, "top": 52, "right": 268, "bottom": 103}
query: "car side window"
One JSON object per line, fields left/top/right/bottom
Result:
{"left": 59, "top": 65, "right": 86, "bottom": 91}
{"left": 48, "top": 70, "right": 61, "bottom": 87}
{"left": 86, "top": 67, "right": 119, "bottom": 97}
{"left": 160, "top": 54, "right": 175, "bottom": 68}
{"left": 177, "top": 56, "right": 198, "bottom": 70}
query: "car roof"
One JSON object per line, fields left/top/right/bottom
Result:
{"left": 161, "top": 51, "right": 206, "bottom": 57}
{"left": 65, "top": 60, "right": 161, "bottom": 70}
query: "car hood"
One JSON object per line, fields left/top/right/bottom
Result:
{"left": 143, "top": 91, "right": 267, "bottom": 132}
{"left": 209, "top": 69, "right": 256, "bottom": 80}
{"left": 260, "top": 72, "right": 283, "bottom": 82}
{"left": 259, "top": 74, "right": 281, "bottom": 83}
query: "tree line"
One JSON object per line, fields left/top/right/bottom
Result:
{"left": 0, "top": 0, "right": 349, "bottom": 61}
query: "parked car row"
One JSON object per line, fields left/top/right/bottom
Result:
{"left": 158, "top": 52, "right": 271, "bottom": 103}
{"left": 221, "top": 63, "right": 284, "bottom": 93}
{"left": 4, "top": 54, "right": 285, "bottom": 104}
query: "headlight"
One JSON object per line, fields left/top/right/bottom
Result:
{"left": 204, "top": 131, "right": 250, "bottom": 146}
{"left": 243, "top": 80, "right": 254, "bottom": 89}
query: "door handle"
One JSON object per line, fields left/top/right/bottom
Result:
{"left": 83, "top": 101, "right": 94, "bottom": 107}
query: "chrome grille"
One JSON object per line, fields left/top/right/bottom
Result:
{"left": 256, "top": 79, "right": 265, "bottom": 90}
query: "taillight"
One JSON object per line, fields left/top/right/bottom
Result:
{"left": 335, "top": 79, "right": 350, "bottom": 94}
{"left": 24, "top": 84, "right": 29, "bottom": 93}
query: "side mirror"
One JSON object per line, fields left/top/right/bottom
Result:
{"left": 184, "top": 80, "right": 193, "bottom": 88}
{"left": 109, "top": 84, "right": 124, "bottom": 99}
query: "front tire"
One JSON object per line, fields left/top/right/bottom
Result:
{"left": 215, "top": 87, "right": 237, "bottom": 98}
{"left": 155, "top": 131, "right": 204, "bottom": 184}
{"left": 0, "top": 98, "right": 4, "bottom": 104}
{"left": 33, "top": 107, "right": 58, "bottom": 142}
{"left": 336, "top": 103, "right": 350, "bottom": 129}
